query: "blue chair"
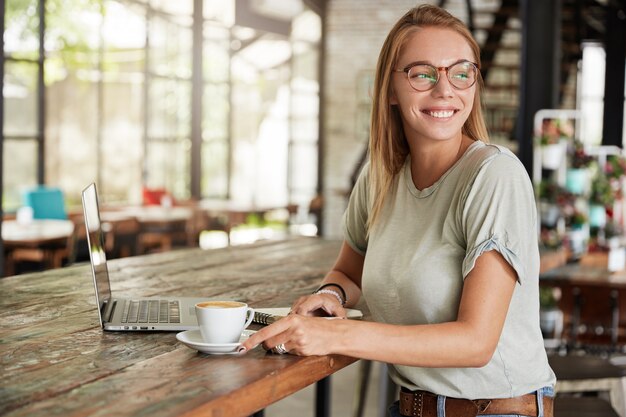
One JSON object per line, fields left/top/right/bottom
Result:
{"left": 22, "top": 186, "right": 68, "bottom": 220}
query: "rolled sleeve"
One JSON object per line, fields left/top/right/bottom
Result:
{"left": 461, "top": 153, "right": 538, "bottom": 284}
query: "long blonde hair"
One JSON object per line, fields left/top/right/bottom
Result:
{"left": 368, "top": 5, "right": 489, "bottom": 231}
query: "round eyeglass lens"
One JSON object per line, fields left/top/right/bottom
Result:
{"left": 408, "top": 65, "right": 438, "bottom": 91}
{"left": 407, "top": 61, "right": 477, "bottom": 91}
{"left": 447, "top": 61, "right": 476, "bottom": 89}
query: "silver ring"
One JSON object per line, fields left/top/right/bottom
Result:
{"left": 273, "top": 343, "right": 288, "bottom": 354}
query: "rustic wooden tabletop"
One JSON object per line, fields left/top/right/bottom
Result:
{"left": 0, "top": 237, "right": 359, "bottom": 417}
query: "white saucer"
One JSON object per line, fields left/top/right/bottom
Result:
{"left": 176, "top": 329, "right": 255, "bottom": 355}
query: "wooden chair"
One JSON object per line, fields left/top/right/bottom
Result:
{"left": 23, "top": 186, "right": 67, "bottom": 220}
{"left": 104, "top": 216, "right": 140, "bottom": 258}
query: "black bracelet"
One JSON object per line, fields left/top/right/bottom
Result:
{"left": 314, "top": 283, "right": 347, "bottom": 305}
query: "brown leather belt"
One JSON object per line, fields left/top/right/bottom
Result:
{"left": 399, "top": 389, "right": 553, "bottom": 417}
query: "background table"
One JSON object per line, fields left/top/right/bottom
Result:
{"left": 2, "top": 219, "right": 74, "bottom": 246}
{"left": 2, "top": 219, "right": 76, "bottom": 275}
{"left": 0, "top": 238, "right": 359, "bottom": 417}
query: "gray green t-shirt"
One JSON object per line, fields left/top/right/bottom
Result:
{"left": 342, "top": 141, "right": 556, "bottom": 399}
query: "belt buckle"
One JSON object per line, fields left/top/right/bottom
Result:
{"left": 474, "top": 399, "right": 492, "bottom": 414}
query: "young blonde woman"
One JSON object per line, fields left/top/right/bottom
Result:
{"left": 240, "top": 5, "right": 555, "bottom": 416}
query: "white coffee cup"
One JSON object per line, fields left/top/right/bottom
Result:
{"left": 195, "top": 301, "right": 255, "bottom": 344}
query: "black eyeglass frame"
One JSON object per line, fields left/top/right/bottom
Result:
{"left": 393, "top": 60, "right": 480, "bottom": 92}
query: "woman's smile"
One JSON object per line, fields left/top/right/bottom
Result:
{"left": 421, "top": 107, "right": 459, "bottom": 120}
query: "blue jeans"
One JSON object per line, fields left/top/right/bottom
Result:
{"left": 388, "top": 386, "right": 554, "bottom": 417}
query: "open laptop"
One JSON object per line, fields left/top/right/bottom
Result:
{"left": 82, "top": 183, "right": 205, "bottom": 331}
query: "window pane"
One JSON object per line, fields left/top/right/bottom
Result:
{"left": 101, "top": 79, "right": 143, "bottom": 204}
{"left": 5, "top": 0, "right": 39, "bottom": 60}
{"left": 204, "top": 33, "right": 230, "bottom": 82}
{"left": 291, "top": 118, "right": 318, "bottom": 142}
{"left": 204, "top": 0, "right": 234, "bottom": 26}
{"left": 4, "top": 139, "right": 38, "bottom": 212}
{"left": 292, "top": 9, "right": 321, "bottom": 43}
{"left": 203, "top": 83, "right": 229, "bottom": 141}
{"left": 149, "top": 15, "right": 192, "bottom": 79}
{"left": 4, "top": 61, "right": 38, "bottom": 137}
{"left": 148, "top": 79, "right": 191, "bottom": 139}
{"left": 45, "top": 48, "right": 99, "bottom": 202}
{"left": 150, "top": 0, "right": 193, "bottom": 17}
{"left": 103, "top": 0, "right": 146, "bottom": 51}
{"left": 96, "top": 1, "right": 146, "bottom": 203}
{"left": 46, "top": 0, "right": 103, "bottom": 52}
{"left": 202, "top": 141, "right": 228, "bottom": 198}
{"left": 145, "top": 139, "right": 191, "bottom": 200}
{"left": 289, "top": 143, "right": 317, "bottom": 205}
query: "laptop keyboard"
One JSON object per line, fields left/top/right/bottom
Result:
{"left": 121, "top": 300, "right": 180, "bottom": 324}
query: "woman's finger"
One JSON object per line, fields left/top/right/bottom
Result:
{"left": 238, "top": 316, "right": 292, "bottom": 353}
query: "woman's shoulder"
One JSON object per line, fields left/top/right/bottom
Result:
{"left": 462, "top": 141, "right": 526, "bottom": 176}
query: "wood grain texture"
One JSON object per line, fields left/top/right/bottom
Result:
{"left": 0, "top": 238, "right": 358, "bottom": 417}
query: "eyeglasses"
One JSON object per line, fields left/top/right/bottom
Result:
{"left": 393, "top": 60, "right": 479, "bottom": 92}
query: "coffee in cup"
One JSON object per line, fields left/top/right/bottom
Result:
{"left": 195, "top": 301, "right": 255, "bottom": 344}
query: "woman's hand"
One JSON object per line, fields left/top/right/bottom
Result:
{"left": 238, "top": 313, "right": 344, "bottom": 356}
{"left": 290, "top": 292, "right": 347, "bottom": 318}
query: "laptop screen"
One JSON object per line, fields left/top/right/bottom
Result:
{"left": 81, "top": 183, "right": 112, "bottom": 319}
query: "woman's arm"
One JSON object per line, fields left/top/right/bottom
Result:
{"left": 289, "top": 241, "right": 364, "bottom": 317}
{"left": 240, "top": 249, "right": 517, "bottom": 368}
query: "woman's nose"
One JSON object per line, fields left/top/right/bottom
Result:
{"left": 431, "top": 71, "right": 454, "bottom": 97}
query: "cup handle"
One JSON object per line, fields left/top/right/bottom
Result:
{"left": 243, "top": 307, "right": 255, "bottom": 329}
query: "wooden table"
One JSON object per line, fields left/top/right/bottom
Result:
{"left": 540, "top": 264, "right": 626, "bottom": 289}
{"left": 2, "top": 219, "right": 76, "bottom": 275}
{"left": 0, "top": 238, "right": 359, "bottom": 417}
{"left": 115, "top": 206, "right": 195, "bottom": 252}
{"left": 199, "top": 200, "right": 297, "bottom": 243}
{"left": 2, "top": 219, "right": 75, "bottom": 246}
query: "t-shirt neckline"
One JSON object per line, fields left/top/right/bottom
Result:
{"left": 404, "top": 140, "right": 482, "bottom": 199}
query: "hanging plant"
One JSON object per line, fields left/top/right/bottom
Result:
{"left": 537, "top": 118, "right": 574, "bottom": 146}
{"left": 589, "top": 174, "right": 615, "bottom": 208}
{"left": 568, "top": 141, "right": 594, "bottom": 169}
{"left": 604, "top": 155, "right": 626, "bottom": 179}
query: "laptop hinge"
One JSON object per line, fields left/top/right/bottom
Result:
{"left": 102, "top": 299, "right": 118, "bottom": 323}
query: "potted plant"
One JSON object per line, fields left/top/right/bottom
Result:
{"left": 589, "top": 174, "right": 615, "bottom": 228}
{"left": 537, "top": 118, "right": 573, "bottom": 170}
{"left": 566, "top": 141, "right": 594, "bottom": 195}
{"left": 539, "top": 286, "right": 563, "bottom": 341}
{"left": 536, "top": 180, "right": 573, "bottom": 228}
{"left": 565, "top": 209, "right": 588, "bottom": 258}
{"left": 605, "top": 155, "right": 626, "bottom": 180}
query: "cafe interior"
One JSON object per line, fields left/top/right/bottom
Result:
{"left": 2, "top": 0, "right": 626, "bottom": 416}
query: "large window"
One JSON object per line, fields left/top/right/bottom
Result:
{"left": 3, "top": 0, "right": 321, "bottom": 213}
{"left": 4, "top": 0, "right": 42, "bottom": 210}
{"left": 578, "top": 42, "right": 626, "bottom": 147}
